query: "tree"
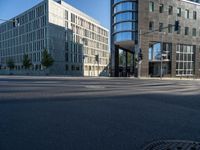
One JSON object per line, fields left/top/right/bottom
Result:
{"left": 41, "top": 49, "right": 54, "bottom": 69}
{"left": 7, "top": 58, "right": 15, "bottom": 70}
{"left": 23, "top": 54, "right": 32, "bottom": 69}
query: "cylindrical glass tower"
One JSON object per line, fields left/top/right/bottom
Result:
{"left": 111, "top": 0, "right": 138, "bottom": 77}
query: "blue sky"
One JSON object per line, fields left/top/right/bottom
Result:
{"left": 0, "top": 0, "right": 110, "bottom": 29}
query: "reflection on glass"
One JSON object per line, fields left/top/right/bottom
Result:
{"left": 114, "top": 32, "right": 137, "bottom": 42}
{"left": 114, "top": 12, "right": 137, "bottom": 23}
{"left": 114, "top": 22, "right": 137, "bottom": 32}
{"left": 114, "top": 0, "right": 124, "bottom": 4}
{"left": 149, "top": 43, "right": 161, "bottom": 61}
{"left": 114, "top": 2, "right": 137, "bottom": 13}
{"left": 112, "top": 0, "right": 138, "bottom": 44}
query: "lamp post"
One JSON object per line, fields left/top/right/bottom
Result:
{"left": 160, "top": 32, "right": 166, "bottom": 79}
{"left": 81, "top": 38, "right": 86, "bottom": 76}
{"left": 138, "top": 30, "right": 142, "bottom": 78}
{"left": 160, "top": 52, "right": 163, "bottom": 79}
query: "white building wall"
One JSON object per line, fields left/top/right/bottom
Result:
{"left": 0, "top": 0, "right": 109, "bottom": 76}
{"left": 48, "top": 0, "right": 109, "bottom": 76}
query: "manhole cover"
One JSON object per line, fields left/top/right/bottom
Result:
{"left": 143, "top": 140, "right": 200, "bottom": 150}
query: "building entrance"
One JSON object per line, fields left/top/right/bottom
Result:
{"left": 115, "top": 46, "right": 136, "bottom": 77}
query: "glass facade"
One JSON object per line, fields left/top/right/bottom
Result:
{"left": 114, "top": 2, "right": 137, "bottom": 13}
{"left": 112, "top": 0, "right": 138, "bottom": 42}
{"left": 149, "top": 43, "right": 172, "bottom": 61}
{"left": 0, "top": 2, "right": 47, "bottom": 70}
{"left": 114, "top": 12, "right": 137, "bottom": 23}
{"left": 114, "top": 32, "right": 136, "bottom": 42}
{"left": 113, "top": 0, "right": 125, "bottom": 4}
{"left": 176, "top": 44, "right": 195, "bottom": 76}
{"left": 114, "top": 22, "right": 137, "bottom": 33}
{"left": 149, "top": 43, "right": 162, "bottom": 61}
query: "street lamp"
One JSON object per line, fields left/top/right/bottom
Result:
{"left": 138, "top": 30, "right": 142, "bottom": 78}
{"left": 160, "top": 32, "right": 166, "bottom": 79}
{"left": 81, "top": 38, "right": 86, "bottom": 76}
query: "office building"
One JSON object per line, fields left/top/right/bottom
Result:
{"left": 0, "top": 0, "right": 109, "bottom": 76}
{"left": 111, "top": 0, "right": 200, "bottom": 78}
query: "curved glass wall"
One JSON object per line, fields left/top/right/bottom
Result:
{"left": 113, "top": 0, "right": 124, "bottom": 4}
{"left": 112, "top": 0, "right": 138, "bottom": 43}
{"left": 113, "top": 0, "right": 138, "bottom": 6}
{"left": 114, "top": 12, "right": 137, "bottom": 23}
{"left": 114, "top": 32, "right": 137, "bottom": 42}
{"left": 114, "top": 2, "right": 137, "bottom": 13}
{"left": 111, "top": 0, "right": 139, "bottom": 77}
{"left": 114, "top": 22, "right": 137, "bottom": 33}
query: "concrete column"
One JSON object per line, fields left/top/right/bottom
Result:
{"left": 114, "top": 45, "right": 119, "bottom": 77}
{"left": 140, "top": 36, "right": 149, "bottom": 77}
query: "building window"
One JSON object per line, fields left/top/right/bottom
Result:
{"left": 192, "top": 28, "right": 196, "bottom": 36}
{"left": 193, "top": 11, "right": 197, "bottom": 20}
{"left": 199, "top": 29, "right": 200, "bottom": 36}
{"left": 71, "top": 13, "right": 75, "bottom": 23}
{"left": 65, "top": 53, "right": 68, "bottom": 62}
{"left": 176, "top": 45, "right": 194, "bottom": 76}
{"left": 65, "top": 10, "right": 68, "bottom": 20}
{"left": 149, "top": 1, "right": 154, "bottom": 12}
{"left": 177, "top": 26, "right": 181, "bottom": 34}
{"left": 168, "top": 24, "right": 173, "bottom": 33}
{"left": 159, "top": 23, "right": 163, "bottom": 32}
{"left": 177, "top": 8, "right": 181, "bottom": 17}
{"left": 65, "top": 21, "right": 68, "bottom": 28}
{"left": 185, "top": 9, "right": 189, "bottom": 19}
{"left": 76, "top": 66, "right": 80, "bottom": 71}
{"left": 149, "top": 43, "right": 172, "bottom": 62}
{"left": 169, "top": 6, "right": 173, "bottom": 15}
{"left": 149, "top": 21, "right": 154, "bottom": 31}
{"left": 159, "top": 4, "right": 164, "bottom": 13}
{"left": 185, "top": 27, "right": 189, "bottom": 35}
{"left": 71, "top": 65, "right": 75, "bottom": 71}
{"left": 65, "top": 65, "right": 68, "bottom": 71}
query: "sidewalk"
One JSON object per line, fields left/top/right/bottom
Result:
{"left": 0, "top": 75, "right": 199, "bottom": 81}
{"left": 139, "top": 76, "right": 200, "bottom": 81}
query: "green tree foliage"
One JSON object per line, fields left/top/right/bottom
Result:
{"left": 6, "top": 58, "right": 15, "bottom": 70}
{"left": 41, "top": 49, "right": 54, "bottom": 69}
{"left": 23, "top": 54, "right": 32, "bottom": 69}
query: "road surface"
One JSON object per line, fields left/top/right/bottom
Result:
{"left": 0, "top": 76, "right": 200, "bottom": 150}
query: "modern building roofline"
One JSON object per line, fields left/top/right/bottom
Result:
{"left": 182, "top": 0, "right": 200, "bottom": 5}
{"left": 0, "top": 0, "right": 46, "bottom": 27}
{"left": 0, "top": 0, "right": 109, "bottom": 31}
{"left": 52, "top": 0, "right": 109, "bottom": 31}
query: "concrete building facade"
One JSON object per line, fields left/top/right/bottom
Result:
{"left": 0, "top": 0, "right": 109, "bottom": 76}
{"left": 111, "top": 0, "right": 200, "bottom": 78}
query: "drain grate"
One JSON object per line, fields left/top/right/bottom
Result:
{"left": 143, "top": 140, "right": 200, "bottom": 150}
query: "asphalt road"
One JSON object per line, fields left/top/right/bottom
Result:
{"left": 0, "top": 76, "right": 200, "bottom": 150}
